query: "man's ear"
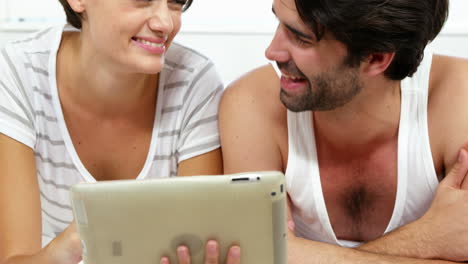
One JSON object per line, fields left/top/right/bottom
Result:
{"left": 67, "top": 0, "right": 86, "bottom": 13}
{"left": 361, "top": 52, "right": 395, "bottom": 77}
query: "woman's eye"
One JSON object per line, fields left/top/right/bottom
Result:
{"left": 134, "top": 0, "right": 187, "bottom": 10}
{"left": 168, "top": 0, "right": 187, "bottom": 6}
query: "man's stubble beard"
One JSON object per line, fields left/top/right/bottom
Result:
{"left": 279, "top": 63, "right": 363, "bottom": 112}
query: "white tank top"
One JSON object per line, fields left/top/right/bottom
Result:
{"left": 272, "top": 49, "right": 439, "bottom": 247}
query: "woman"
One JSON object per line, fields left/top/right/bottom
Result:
{"left": 0, "top": 0, "right": 239, "bottom": 263}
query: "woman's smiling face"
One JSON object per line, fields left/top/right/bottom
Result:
{"left": 71, "top": 0, "right": 187, "bottom": 74}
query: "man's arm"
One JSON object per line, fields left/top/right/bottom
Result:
{"left": 288, "top": 232, "right": 454, "bottom": 264}
{"left": 359, "top": 147, "right": 468, "bottom": 261}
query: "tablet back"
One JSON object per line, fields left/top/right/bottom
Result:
{"left": 70, "top": 171, "right": 287, "bottom": 264}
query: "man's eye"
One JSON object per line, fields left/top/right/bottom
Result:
{"left": 294, "top": 35, "right": 310, "bottom": 45}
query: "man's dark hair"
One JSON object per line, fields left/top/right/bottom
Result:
{"left": 294, "top": 0, "right": 449, "bottom": 80}
{"left": 57, "top": 0, "right": 194, "bottom": 29}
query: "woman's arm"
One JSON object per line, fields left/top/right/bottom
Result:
{"left": 0, "top": 134, "right": 42, "bottom": 263}
{"left": 0, "top": 134, "right": 82, "bottom": 264}
{"left": 177, "top": 148, "right": 223, "bottom": 176}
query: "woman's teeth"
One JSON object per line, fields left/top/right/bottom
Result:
{"left": 135, "top": 38, "right": 163, "bottom": 48}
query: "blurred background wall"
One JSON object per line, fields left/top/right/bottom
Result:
{"left": 1, "top": 0, "right": 467, "bottom": 85}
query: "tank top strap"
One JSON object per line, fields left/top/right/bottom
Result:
{"left": 401, "top": 47, "right": 434, "bottom": 93}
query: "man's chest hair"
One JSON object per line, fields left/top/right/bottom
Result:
{"left": 318, "top": 154, "right": 398, "bottom": 238}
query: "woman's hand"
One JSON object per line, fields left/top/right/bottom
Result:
{"left": 161, "top": 240, "right": 240, "bottom": 264}
{"left": 43, "top": 222, "right": 83, "bottom": 264}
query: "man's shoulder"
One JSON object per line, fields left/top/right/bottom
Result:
{"left": 428, "top": 55, "right": 468, "bottom": 108}
{"left": 225, "top": 64, "right": 278, "bottom": 93}
{"left": 430, "top": 55, "right": 468, "bottom": 89}
{"left": 428, "top": 55, "right": 468, "bottom": 109}
{"left": 219, "top": 64, "right": 288, "bottom": 173}
{"left": 221, "top": 64, "right": 286, "bottom": 119}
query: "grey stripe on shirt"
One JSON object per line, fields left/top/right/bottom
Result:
{"left": 161, "top": 105, "right": 183, "bottom": 114}
{"left": 183, "top": 115, "right": 218, "bottom": 135}
{"left": 40, "top": 189, "right": 72, "bottom": 210}
{"left": 172, "top": 43, "right": 208, "bottom": 61}
{"left": 35, "top": 152, "right": 76, "bottom": 169}
{"left": 0, "top": 105, "right": 33, "bottom": 130}
{"left": 33, "top": 86, "right": 52, "bottom": 100}
{"left": 0, "top": 80, "right": 35, "bottom": 129}
{"left": 38, "top": 171, "right": 71, "bottom": 190}
{"left": 1, "top": 49, "right": 35, "bottom": 125}
{"left": 181, "top": 85, "right": 222, "bottom": 130}
{"left": 153, "top": 154, "right": 174, "bottom": 161}
{"left": 12, "top": 27, "right": 53, "bottom": 44}
{"left": 183, "top": 62, "right": 214, "bottom": 103}
{"left": 24, "top": 63, "right": 49, "bottom": 76}
{"left": 158, "top": 130, "right": 180, "bottom": 138}
{"left": 165, "top": 60, "right": 195, "bottom": 73}
{"left": 36, "top": 133, "right": 65, "bottom": 146}
{"left": 34, "top": 110, "right": 58, "bottom": 122}
{"left": 25, "top": 50, "right": 51, "bottom": 55}
{"left": 42, "top": 208, "right": 71, "bottom": 225}
{"left": 164, "top": 81, "right": 189, "bottom": 90}
{"left": 159, "top": 115, "right": 217, "bottom": 139}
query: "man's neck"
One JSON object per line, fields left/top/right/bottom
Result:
{"left": 313, "top": 77, "right": 401, "bottom": 154}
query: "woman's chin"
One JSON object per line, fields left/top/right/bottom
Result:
{"left": 136, "top": 61, "right": 165, "bottom": 75}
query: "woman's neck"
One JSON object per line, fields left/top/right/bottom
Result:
{"left": 56, "top": 32, "right": 159, "bottom": 118}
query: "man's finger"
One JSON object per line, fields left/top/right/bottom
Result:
{"left": 442, "top": 148, "right": 468, "bottom": 188}
{"left": 461, "top": 169, "right": 468, "bottom": 190}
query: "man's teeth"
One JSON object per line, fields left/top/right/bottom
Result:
{"left": 135, "top": 38, "right": 164, "bottom": 48}
{"left": 284, "top": 74, "right": 303, "bottom": 81}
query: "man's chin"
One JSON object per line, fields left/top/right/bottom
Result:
{"left": 279, "top": 90, "right": 340, "bottom": 112}
{"left": 279, "top": 90, "right": 309, "bottom": 112}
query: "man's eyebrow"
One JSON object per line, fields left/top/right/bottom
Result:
{"left": 284, "top": 24, "right": 315, "bottom": 40}
{"left": 272, "top": 6, "right": 315, "bottom": 40}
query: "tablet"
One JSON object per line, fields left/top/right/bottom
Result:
{"left": 70, "top": 171, "right": 287, "bottom": 264}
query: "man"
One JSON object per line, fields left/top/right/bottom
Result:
{"left": 220, "top": 0, "right": 468, "bottom": 262}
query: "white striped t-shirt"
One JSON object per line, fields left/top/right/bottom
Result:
{"left": 0, "top": 24, "right": 224, "bottom": 246}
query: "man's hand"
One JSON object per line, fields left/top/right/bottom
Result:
{"left": 160, "top": 240, "right": 240, "bottom": 264}
{"left": 414, "top": 148, "right": 468, "bottom": 261}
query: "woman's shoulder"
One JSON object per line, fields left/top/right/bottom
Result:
{"left": 0, "top": 25, "right": 65, "bottom": 90}
{"left": 164, "top": 42, "right": 214, "bottom": 72}
{"left": 0, "top": 24, "right": 64, "bottom": 79}
{"left": 2, "top": 25, "right": 64, "bottom": 55}
{"left": 162, "top": 42, "right": 222, "bottom": 92}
